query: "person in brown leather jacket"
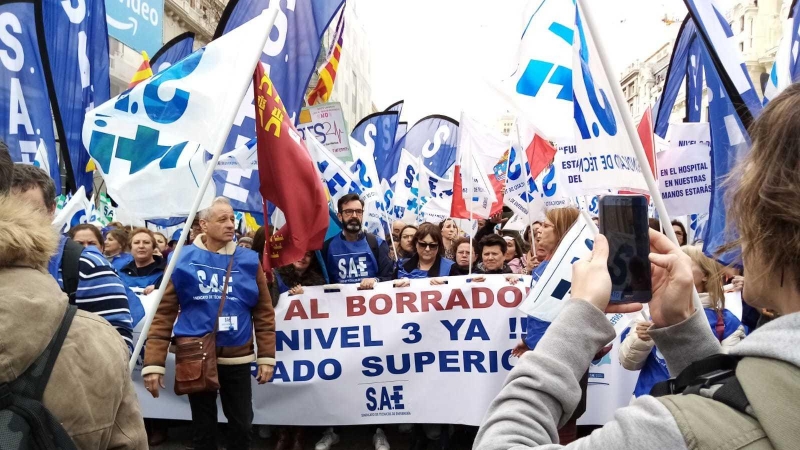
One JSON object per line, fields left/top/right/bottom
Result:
{"left": 142, "top": 196, "right": 276, "bottom": 450}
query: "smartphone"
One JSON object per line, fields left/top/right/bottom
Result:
{"left": 598, "top": 195, "right": 652, "bottom": 303}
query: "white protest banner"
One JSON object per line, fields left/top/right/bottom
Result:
{"left": 656, "top": 144, "right": 712, "bottom": 217}
{"left": 133, "top": 276, "right": 528, "bottom": 425}
{"left": 297, "top": 102, "right": 352, "bottom": 161}
{"left": 518, "top": 214, "right": 594, "bottom": 321}
{"left": 667, "top": 122, "right": 710, "bottom": 150}
{"left": 581, "top": 311, "right": 640, "bottom": 425}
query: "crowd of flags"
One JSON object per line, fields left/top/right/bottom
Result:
{"left": 11, "top": 0, "right": 800, "bottom": 273}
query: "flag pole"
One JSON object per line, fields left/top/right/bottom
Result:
{"left": 129, "top": 7, "right": 280, "bottom": 372}
{"left": 576, "top": 0, "right": 702, "bottom": 311}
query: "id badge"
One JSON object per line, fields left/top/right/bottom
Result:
{"left": 219, "top": 316, "right": 238, "bottom": 332}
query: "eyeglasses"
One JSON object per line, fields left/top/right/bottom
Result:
{"left": 417, "top": 242, "right": 439, "bottom": 250}
{"left": 341, "top": 209, "right": 364, "bottom": 217}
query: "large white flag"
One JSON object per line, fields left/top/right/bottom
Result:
{"left": 501, "top": 0, "right": 576, "bottom": 140}
{"left": 82, "top": 12, "right": 275, "bottom": 220}
{"left": 451, "top": 114, "right": 508, "bottom": 220}
{"left": 52, "top": 187, "right": 92, "bottom": 234}
{"left": 568, "top": 4, "right": 647, "bottom": 195}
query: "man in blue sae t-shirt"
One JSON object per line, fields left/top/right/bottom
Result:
{"left": 322, "top": 194, "right": 394, "bottom": 288}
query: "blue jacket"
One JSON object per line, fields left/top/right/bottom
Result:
{"left": 622, "top": 307, "right": 745, "bottom": 397}
{"left": 394, "top": 254, "right": 457, "bottom": 279}
{"left": 109, "top": 253, "right": 134, "bottom": 272}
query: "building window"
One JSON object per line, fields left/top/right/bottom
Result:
{"left": 739, "top": 16, "right": 744, "bottom": 32}
{"left": 739, "top": 42, "right": 744, "bottom": 52}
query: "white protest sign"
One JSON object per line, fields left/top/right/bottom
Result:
{"left": 297, "top": 102, "right": 352, "bottom": 161}
{"left": 724, "top": 289, "right": 743, "bottom": 321}
{"left": 668, "top": 122, "right": 710, "bottom": 150}
{"left": 656, "top": 144, "right": 712, "bottom": 217}
{"left": 581, "top": 312, "right": 640, "bottom": 425}
{"left": 518, "top": 214, "right": 594, "bottom": 321}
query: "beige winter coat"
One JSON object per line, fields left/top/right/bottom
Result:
{"left": 0, "top": 195, "right": 147, "bottom": 449}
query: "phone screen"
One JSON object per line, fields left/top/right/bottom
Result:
{"left": 599, "top": 196, "right": 652, "bottom": 303}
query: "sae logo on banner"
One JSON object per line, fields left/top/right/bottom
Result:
{"left": 105, "top": 0, "right": 164, "bottom": 54}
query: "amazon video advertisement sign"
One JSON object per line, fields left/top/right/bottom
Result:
{"left": 106, "top": 0, "right": 163, "bottom": 55}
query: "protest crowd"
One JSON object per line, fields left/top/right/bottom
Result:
{"left": 1, "top": 0, "right": 799, "bottom": 449}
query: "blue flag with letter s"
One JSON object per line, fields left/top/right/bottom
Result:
{"left": 211, "top": 0, "right": 343, "bottom": 213}
{"left": 0, "top": 0, "right": 60, "bottom": 193}
{"left": 40, "top": 0, "right": 110, "bottom": 194}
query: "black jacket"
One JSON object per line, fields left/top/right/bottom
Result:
{"left": 472, "top": 262, "right": 512, "bottom": 275}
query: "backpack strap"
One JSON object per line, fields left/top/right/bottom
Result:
{"left": 365, "top": 232, "right": 380, "bottom": 265}
{"left": 0, "top": 306, "right": 79, "bottom": 450}
{"left": 11, "top": 305, "right": 78, "bottom": 401}
{"left": 61, "top": 239, "right": 84, "bottom": 303}
{"left": 650, "top": 353, "right": 740, "bottom": 398}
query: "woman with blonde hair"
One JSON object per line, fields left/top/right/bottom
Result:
{"left": 618, "top": 245, "right": 746, "bottom": 397}
{"left": 512, "top": 206, "right": 583, "bottom": 443}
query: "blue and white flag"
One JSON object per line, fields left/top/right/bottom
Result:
{"left": 0, "top": 0, "right": 60, "bottom": 193}
{"left": 686, "top": 35, "right": 705, "bottom": 123}
{"left": 704, "top": 54, "right": 750, "bottom": 265}
{"left": 395, "top": 122, "right": 408, "bottom": 145}
{"left": 502, "top": 0, "right": 575, "bottom": 140}
{"left": 655, "top": 16, "right": 698, "bottom": 137}
{"left": 351, "top": 111, "right": 400, "bottom": 182}
{"left": 351, "top": 111, "right": 400, "bottom": 227}
{"left": 212, "top": 0, "right": 343, "bottom": 213}
{"left": 388, "top": 115, "right": 459, "bottom": 185}
{"left": 306, "top": 136, "right": 384, "bottom": 237}
{"left": 385, "top": 100, "right": 404, "bottom": 117}
{"left": 83, "top": 12, "right": 276, "bottom": 220}
{"left": 41, "top": 0, "right": 110, "bottom": 194}
{"left": 151, "top": 32, "right": 195, "bottom": 74}
{"left": 763, "top": 0, "right": 800, "bottom": 103}
{"left": 52, "top": 186, "right": 92, "bottom": 233}
{"left": 682, "top": 0, "right": 762, "bottom": 120}
{"left": 681, "top": 0, "right": 762, "bottom": 265}
{"left": 570, "top": 3, "right": 647, "bottom": 194}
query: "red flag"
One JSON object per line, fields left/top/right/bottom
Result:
{"left": 637, "top": 107, "right": 656, "bottom": 178}
{"left": 526, "top": 133, "right": 557, "bottom": 180}
{"left": 620, "top": 107, "right": 656, "bottom": 199}
{"left": 254, "top": 64, "right": 328, "bottom": 273}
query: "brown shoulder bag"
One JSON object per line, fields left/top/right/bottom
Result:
{"left": 173, "top": 254, "right": 235, "bottom": 396}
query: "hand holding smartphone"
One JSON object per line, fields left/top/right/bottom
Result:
{"left": 598, "top": 195, "right": 652, "bottom": 303}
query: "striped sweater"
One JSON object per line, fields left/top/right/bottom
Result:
{"left": 49, "top": 237, "right": 134, "bottom": 352}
